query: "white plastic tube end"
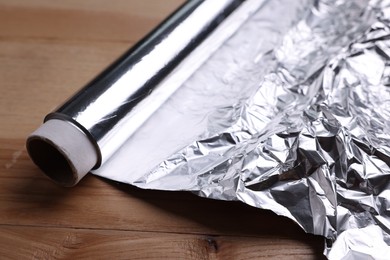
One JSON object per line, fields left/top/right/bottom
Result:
{"left": 26, "top": 119, "right": 98, "bottom": 187}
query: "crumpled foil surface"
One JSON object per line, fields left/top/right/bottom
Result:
{"left": 125, "top": 0, "right": 390, "bottom": 258}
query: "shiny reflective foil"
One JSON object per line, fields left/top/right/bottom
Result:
{"left": 40, "top": 0, "right": 390, "bottom": 258}
{"left": 95, "top": 0, "right": 390, "bottom": 258}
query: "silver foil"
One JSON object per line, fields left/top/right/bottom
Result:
{"left": 46, "top": 0, "right": 251, "bottom": 167}
{"left": 29, "top": 0, "right": 390, "bottom": 258}
{"left": 94, "top": 0, "right": 390, "bottom": 258}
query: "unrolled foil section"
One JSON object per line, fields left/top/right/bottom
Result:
{"left": 28, "top": 0, "right": 390, "bottom": 258}
{"left": 94, "top": 0, "right": 390, "bottom": 258}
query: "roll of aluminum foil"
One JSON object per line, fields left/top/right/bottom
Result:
{"left": 27, "top": 0, "right": 390, "bottom": 258}
{"left": 27, "top": 0, "right": 263, "bottom": 185}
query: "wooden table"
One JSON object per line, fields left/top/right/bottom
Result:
{"left": 0, "top": 1, "right": 326, "bottom": 259}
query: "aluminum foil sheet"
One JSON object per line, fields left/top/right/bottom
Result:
{"left": 102, "top": 0, "right": 390, "bottom": 258}
{"left": 27, "top": 0, "right": 390, "bottom": 258}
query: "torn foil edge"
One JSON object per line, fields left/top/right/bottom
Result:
{"left": 129, "top": 0, "right": 390, "bottom": 258}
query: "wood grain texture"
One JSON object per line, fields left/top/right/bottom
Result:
{"left": 0, "top": 1, "right": 326, "bottom": 259}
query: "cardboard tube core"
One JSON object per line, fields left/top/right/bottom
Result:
{"left": 26, "top": 119, "right": 98, "bottom": 187}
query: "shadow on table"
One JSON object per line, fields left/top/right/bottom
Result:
{"left": 103, "top": 177, "right": 326, "bottom": 259}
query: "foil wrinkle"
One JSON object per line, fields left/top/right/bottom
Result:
{"left": 130, "top": 0, "right": 390, "bottom": 258}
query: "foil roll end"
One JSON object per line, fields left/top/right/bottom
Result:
{"left": 26, "top": 119, "right": 98, "bottom": 187}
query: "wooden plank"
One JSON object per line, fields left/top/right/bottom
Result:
{"left": 0, "top": 0, "right": 185, "bottom": 14}
{"left": 0, "top": 225, "right": 325, "bottom": 259}
{"left": 0, "top": 0, "right": 185, "bottom": 42}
